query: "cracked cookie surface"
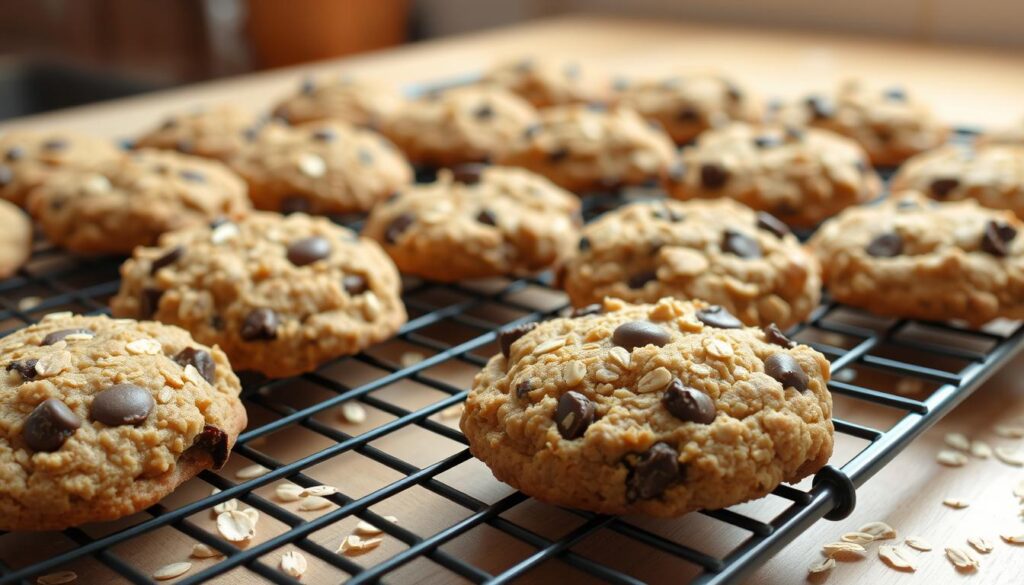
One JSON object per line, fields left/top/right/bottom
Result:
{"left": 891, "top": 144, "right": 1024, "bottom": 219}
{"left": 272, "top": 76, "right": 403, "bottom": 128}
{"left": 496, "top": 104, "right": 676, "bottom": 193}
{"left": 0, "top": 313, "right": 245, "bottom": 531}
{"left": 134, "top": 103, "right": 261, "bottom": 161}
{"left": 111, "top": 212, "right": 406, "bottom": 378}
{"left": 27, "top": 148, "right": 250, "bottom": 254}
{"left": 228, "top": 121, "right": 412, "bottom": 214}
{"left": 808, "top": 191, "right": 1024, "bottom": 325}
{"left": 461, "top": 297, "right": 833, "bottom": 516}
{"left": 0, "top": 200, "right": 31, "bottom": 279}
{"left": 482, "top": 57, "right": 611, "bottom": 109}
{"left": 667, "top": 123, "right": 882, "bottom": 227}
{"left": 362, "top": 167, "right": 581, "bottom": 281}
{"left": 561, "top": 198, "right": 820, "bottom": 329}
{"left": 0, "top": 131, "right": 123, "bottom": 207}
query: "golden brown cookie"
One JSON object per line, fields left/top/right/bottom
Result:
{"left": 560, "top": 199, "right": 821, "bottom": 329}
{"left": 111, "top": 212, "right": 406, "bottom": 378}
{"left": 0, "top": 130, "right": 123, "bottom": 207}
{"left": 0, "top": 313, "right": 245, "bottom": 531}
{"left": 362, "top": 167, "right": 581, "bottom": 281}
{"left": 482, "top": 57, "right": 612, "bottom": 108}
{"left": 461, "top": 297, "right": 833, "bottom": 516}
{"left": 134, "top": 103, "right": 261, "bottom": 161}
{"left": 272, "top": 76, "right": 403, "bottom": 128}
{"left": 0, "top": 200, "right": 32, "bottom": 279}
{"left": 228, "top": 121, "right": 412, "bottom": 214}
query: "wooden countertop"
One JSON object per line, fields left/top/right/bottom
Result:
{"left": 4, "top": 14, "right": 1024, "bottom": 585}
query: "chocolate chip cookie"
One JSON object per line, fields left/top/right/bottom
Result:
{"left": 666, "top": 123, "right": 882, "bottom": 228}
{"left": 272, "top": 76, "right": 403, "bottom": 128}
{"left": 362, "top": 167, "right": 581, "bottom": 282}
{"left": 615, "top": 74, "right": 762, "bottom": 145}
{"left": 482, "top": 57, "right": 611, "bottom": 109}
{"left": 891, "top": 144, "right": 1024, "bottom": 218}
{"left": 134, "top": 103, "right": 261, "bottom": 161}
{"left": 26, "top": 148, "right": 250, "bottom": 255}
{"left": 496, "top": 104, "right": 677, "bottom": 193}
{"left": 776, "top": 81, "right": 948, "bottom": 167}
{"left": 0, "top": 313, "right": 245, "bottom": 531}
{"left": 560, "top": 199, "right": 821, "bottom": 329}
{"left": 228, "top": 121, "right": 412, "bottom": 214}
{"left": 461, "top": 296, "right": 833, "bottom": 516}
{"left": 0, "top": 200, "right": 31, "bottom": 279}
{"left": 0, "top": 130, "right": 123, "bottom": 207}
{"left": 808, "top": 191, "right": 1024, "bottom": 325}
{"left": 110, "top": 212, "right": 406, "bottom": 378}
{"left": 380, "top": 86, "right": 538, "bottom": 167}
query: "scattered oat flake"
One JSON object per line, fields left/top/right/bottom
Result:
{"left": 399, "top": 351, "right": 424, "bottom": 367}
{"left": 968, "top": 536, "right": 993, "bottom": 553}
{"left": 1001, "top": 531, "right": 1024, "bottom": 544}
{"left": 42, "top": 311, "right": 73, "bottom": 322}
{"left": 216, "top": 510, "right": 256, "bottom": 542}
{"left": 242, "top": 508, "right": 260, "bottom": 525}
{"left": 994, "top": 446, "right": 1024, "bottom": 467}
{"left": 994, "top": 424, "right": 1024, "bottom": 438}
{"left": 191, "top": 543, "right": 223, "bottom": 559}
{"left": 339, "top": 402, "right": 367, "bottom": 424}
{"left": 338, "top": 534, "right": 382, "bottom": 555}
{"left": 841, "top": 531, "right": 876, "bottom": 545}
{"left": 301, "top": 485, "right": 337, "bottom": 498}
{"left": 807, "top": 557, "right": 835, "bottom": 574}
{"left": 859, "top": 521, "right": 897, "bottom": 540}
{"left": 532, "top": 337, "right": 566, "bottom": 355}
{"left": 236, "top": 464, "right": 269, "bottom": 479}
{"left": 355, "top": 515, "right": 398, "bottom": 536}
{"left": 279, "top": 551, "right": 307, "bottom": 578}
{"left": 943, "top": 498, "right": 969, "bottom": 509}
{"left": 879, "top": 545, "right": 917, "bottom": 571}
{"left": 17, "top": 296, "right": 42, "bottom": 311}
{"left": 213, "top": 497, "right": 238, "bottom": 515}
{"left": 275, "top": 483, "right": 303, "bottom": 502}
{"left": 299, "top": 496, "right": 332, "bottom": 511}
{"left": 970, "top": 440, "right": 993, "bottom": 459}
{"left": 153, "top": 562, "right": 192, "bottom": 581}
{"left": 36, "top": 571, "right": 77, "bottom": 585}
{"left": 936, "top": 450, "right": 968, "bottom": 467}
{"left": 822, "top": 541, "right": 865, "bottom": 558}
{"left": 944, "top": 432, "right": 971, "bottom": 451}
{"left": 210, "top": 222, "right": 239, "bottom": 245}
{"left": 905, "top": 536, "right": 932, "bottom": 551}
{"left": 62, "top": 332, "right": 94, "bottom": 342}
{"left": 945, "top": 546, "right": 980, "bottom": 570}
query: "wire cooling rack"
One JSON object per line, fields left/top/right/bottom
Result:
{"left": 2, "top": 121, "right": 1022, "bottom": 583}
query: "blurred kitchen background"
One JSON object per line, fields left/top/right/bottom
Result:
{"left": 1, "top": 0, "right": 1021, "bottom": 120}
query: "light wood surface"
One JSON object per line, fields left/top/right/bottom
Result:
{"left": 3, "top": 14, "right": 1024, "bottom": 585}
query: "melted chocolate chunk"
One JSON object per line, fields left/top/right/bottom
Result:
{"left": 764, "top": 353, "right": 808, "bottom": 392}
{"left": 548, "top": 147, "right": 570, "bottom": 163}
{"left": 192, "top": 424, "right": 231, "bottom": 468}
{"left": 612, "top": 321, "right": 671, "bottom": 351}
{"left": 981, "top": 220, "right": 1018, "bottom": 257}
{"left": 627, "top": 270, "right": 657, "bottom": 289}
{"left": 140, "top": 287, "right": 164, "bottom": 319}
{"left": 578, "top": 236, "right": 591, "bottom": 252}
{"left": 865, "top": 232, "right": 903, "bottom": 257}
{"left": 343, "top": 274, "right": 368, "bottom": 295}
{"left": 385, "top": 212, "right": 415, "bottom": 244}
{"left": 625, "top": 442, "right": 683, "bottom": 502}
{"left": 499, "top": 322, "right": 538, "bottom": 358}
{"left": 555, "top": 391, "right": 595, "bottom": 439}
{"left": 241, "top": 308, "right": 279, "bottom": 341}
{"left": 476, "top": 209, "right": 498, "bottom": 226}
{"left": 929, "top": 177, "right": 960, "bottom": 199}
{"left": 6, "top": 359, "right": 39, "bottom": 380}
{"left": 280, "top": 195, "right": 312, "bottom": 215}
{"left": 662, "top": 379, "right": 716, "bottom": 424}
{"left": 23, "top": 399, "right": 81, "bottom": 452}
{"left": 41, "top": 328, "right": 93, "bottom": 346}
{"left": 516, "top": 379, "right": 532, "bottom": 399}
{"left": 286, "top": 237, "right": 332, "bottom": 266}
{"left": 696, "top": 305, "right": 742, "bottom": 329}
{"left": 756, "top": 212, "right": 790, "bottom": 239}
{"left": 721, "top": 229, "right": 762, "bottom": 259}
{"left": 150, "top": 245, "right": 185, "bottom": 275}
{"left": 174, "top": 347, "right": 216, "bottom": 383}
{"left": 90, "top": 384, "right": 155, "bottom": 426}
{"left": 700, "top": 163, "right": 729, "bottom": 189}
{"left": 762, "top": 323, "right": 795, "bottom": 348}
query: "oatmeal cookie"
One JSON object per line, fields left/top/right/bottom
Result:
{"left": 0, "top": 200, "right": 32, "bottom": 279}
{"left": 0, "top": 130, "right": 123, "bottom": 207}
{"left": 482, "top": 57, "right": 611, "bottom": 109}
{"left": 272, "top": 76, "right": 403, "bottom": 128}
{"left": 134, "top": 103, "right": 262, "bottom": 161}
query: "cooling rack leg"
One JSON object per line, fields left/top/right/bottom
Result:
{"left": 812, "top": 465, "right": 857, "bottom": 521}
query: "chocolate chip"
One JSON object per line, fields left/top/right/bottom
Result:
{"left": 301, "top": 77, "right": 316, "bottom": 94}
{"left": 281, "top": 196, "right": 312, "bottom": 215}
{"left": 41, "top": 328, "right": 93, "bottom": 346}
{"left": 762, "top": 323, "right": 795, "bottom": 348}
{"left": 343, "top": 274, "right": 368, "bottom": 295}
{"left": 722, "top": 229, "right": 761, "bottom": 259}
{"left": 42, "top": 138, "right": 67, "bottom": 151}
{"left": 90, "top": 384, "right": 155, "bottom": 426}
{"left": 150, "top": 245, "right": 184, "bottom": 275}
{"left": 548, "top": 147, "right": 570, "bottom": 163}
{"left": 865, "top": 232, "right": 903, "bottom": 257}
{"left": 556, "top": 391, "right": 595, "bottom": 439}
{"left": 572, "top": 304, "right": 602, "bottom": 318}
{"left": 612, "top": 321, "right": 671, "bottom": 351}
{"left": 209, "top": 217, "right": 230, "bottom": 229}
{"left": 161, "top": 117, "right": 178, "bottom": 130}
{"left": 516, "top": 379, "right": 532, "bottom": 397}
{"left": 625, "top": 442, "right": 682, "bottom": 502}
{"left": 677, "top": 107, "right": 700, "bottom": 122}
{"left": 473, "top": 103, "right": 495, "bottom": 120}
{"left": 140, "top": 287, "right": 164, "bottom": 319}
{"left": 499, "top": 322, "right": 538, "bottom": 358}
{"left": 312, "top": 127, "right": 336, "bottom": 142}
{"left": 0, "top": 165, "right": 12, "bottom": 186}
{"left": 696, "top": 305, "right": 743, "bottom": 329}
{"left": 753, "top": 134, "right": 782, "bottom": 149}
{"left": 756, "top": 212, "right": 790, "bottom": 239}
{"left": 981, "top": 220, "right": 1018, "bottom": 257}
{"left": 805, "top": 95, "right": 834, "bottom": 119}
{"left": 241, "top": 308, "right": 279, "bottom": 341}
{"left": 175, "top": 139, "right": 194, "bottom": 154}
{"left": 451, "top": 163, "right": 485, "bottom": 184}
{"left": 700, "top": 163, "right": 729, "bottom": 189}
{"left": 6, "top": 359, "right": 39, "bottom": 380}
{"left": 6, "top": 146, "right": 25, "bottom": 161}
{"left": 174, "top": 347, "right": 216, "bottom": 383}
{"left": 192, "top": 424, "right": 230, "bottom": 468}
{"left": 358, "top": 148, "right": 374, "bottom": 165}
{"left": 523, "top": 124, "right": 540, "bottom": 139}
{"left": 23, "top": 399, "right": 81, "bottom": 452}
{"left": 930, "top": 177, "right": 960, "bottom": 199}
{"left": 785, "top": 126, "right": 805, "bottom": 141}
{"left": 476, "top": 209, "right": 498, "bottom": 226}
{"left": 884, "top": 86, "right": 907, "bottom": 101}
{"left": 385, "top": 212, "right": 415, "bottom": 244}
{"left": 578, "top": 237, "right": 591, "bottom": 252}
{"left": 627, "top": 270, "right": 657, "bottom": 289}
{"left": 764, "top": 353, "right": 808, "bottom": 392}
{"left": 662, "top": 379, "right": 716, "bottom": 424}
{"left": 652, "top": 204, "right": 685, "bottom": 222}
{"left": 287, "top": 236, "right": 332, "bottom": 266}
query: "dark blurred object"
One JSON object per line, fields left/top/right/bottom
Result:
{"left": 246, "top": 0, "right": 410, "bottom": 68}
{"left": 0, "top": 60, "right": 163, "bottom": 120}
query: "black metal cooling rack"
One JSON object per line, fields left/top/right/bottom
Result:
{"left": 2, "top": 112, "right": 1022, "bottom": 583}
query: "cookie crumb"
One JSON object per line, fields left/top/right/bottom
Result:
{"left": 399, "top": 351, "right": 425, "bottom": 367}
{"left": 994, "top": 424, "right": 1024, "bottom": 438}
